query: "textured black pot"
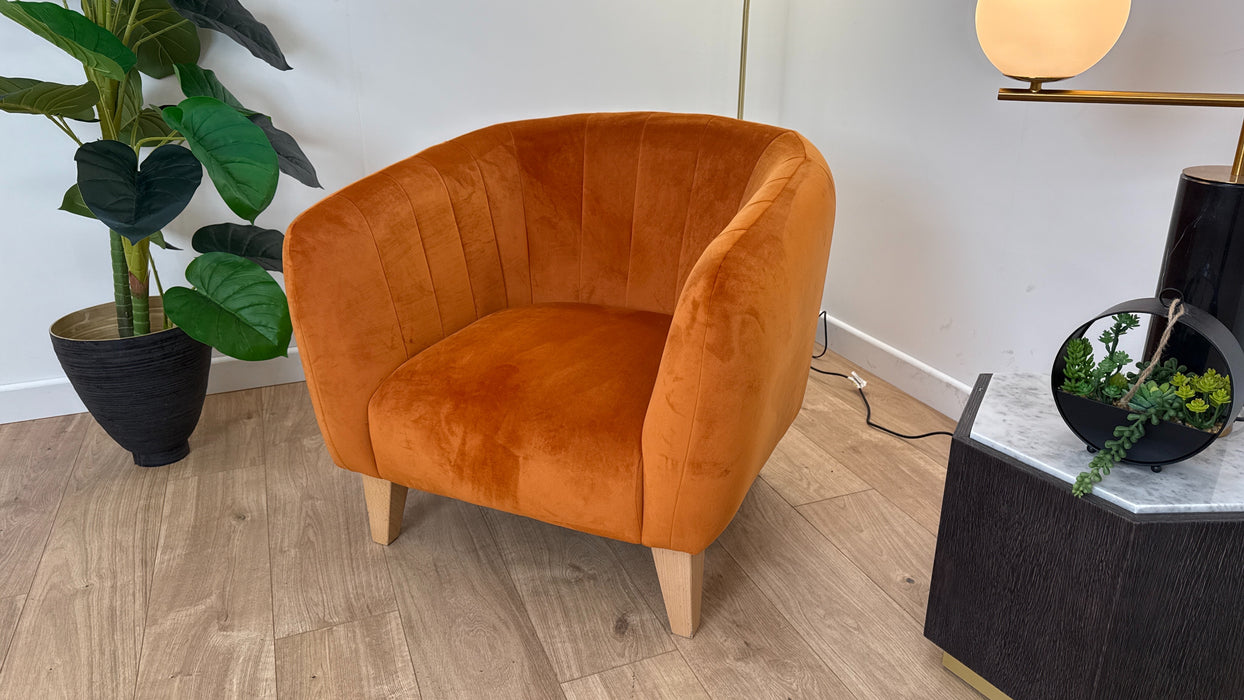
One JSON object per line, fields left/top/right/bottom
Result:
{"left": 50, "top": 300, "right": 211, "bottom": 467}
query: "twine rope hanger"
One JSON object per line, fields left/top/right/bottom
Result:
{"left": 1117, "top": 297, "right": 1186, "bottom": 408}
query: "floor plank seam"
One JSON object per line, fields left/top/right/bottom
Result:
{"left": 782, "top": 422, "right": 877, "bottom": 503}
{"left": 262, "top": 469, "right": 282, "bottom": 699}
{"left": 378, "top": 551, "right": 426, "bottom": 699}
{"left": 710, "top": 543, "right": 863, "bottom": 700}
{"left": 0, "top": 419, "right": 88, "bottom": 678}
{"left": 133, "top": 458, "right": 172, "bottom": 698}
{"left": 795, "top": 492, "right": 933, "bottom": 631}
{"left": 787, "top": 495, "right": 931, "bottom": 645}
{"left": 269, "top": 600, "right": 401, "bottom": 641}
{"left": 479, "top": 504, "right": 567, "bottom": 693}
{"left": 556, "top": 647, "right": 680, "bottom": 687}
{"left": 258, "top": 387, "right": 284, "bottom": 700}
{"left": 0, "top": 596, "right": 26, "bottom": 679}
{"left": 671, "top": 648, "right": 714, "bottom": 699}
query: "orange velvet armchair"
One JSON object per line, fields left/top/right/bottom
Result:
{"left": 285, "top": 112, "right": 834, "bottom": 637}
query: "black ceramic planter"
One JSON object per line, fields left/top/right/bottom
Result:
{"left": 1051, "top": 296, "right": 1244, "bottom": 468}
{"left": 50, "top": 300, "right": 211, "bottom": 467}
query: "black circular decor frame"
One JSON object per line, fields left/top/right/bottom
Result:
{"left": 1050, "top": 296, "right": 1244, "bottom": 467}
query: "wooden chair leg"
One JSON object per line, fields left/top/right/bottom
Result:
{"left": 361, "top": 474, "right": 408, "bottom": 545}
{"left": 652, "top": 547, "right": 704, "bottom": 638}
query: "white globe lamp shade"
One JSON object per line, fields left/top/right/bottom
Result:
{"left": 976, "top": 0, "right": 1131, "bottom": 82}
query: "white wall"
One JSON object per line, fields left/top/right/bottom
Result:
{"left": 0, "top": 0, "right": 745, "bottom": 422}
{"left": 777, "top": 0, "right": 1244, "bottom": 417}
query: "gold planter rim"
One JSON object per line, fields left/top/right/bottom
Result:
{"left": 50, "top": 298, "right": 175, "bottom": 342}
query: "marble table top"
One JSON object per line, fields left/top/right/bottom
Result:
{"left": 969, "top": 373, "right": 1244, "bottom": 514}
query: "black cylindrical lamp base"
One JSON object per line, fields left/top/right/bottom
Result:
{"left": 1148, "top": 166, "right": 1244, "bottom": 369}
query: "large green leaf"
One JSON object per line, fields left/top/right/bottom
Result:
{"left": 171, "top": 65, "right": 318, "bottom": 189}
{"left": 162, "top": 96, "right": 277, "bottom": 222}
{"left": 164, "top": 251, "right": 291, "bottom": 360}
{"left": 248, "top": 114, "right": 320, "bottom": 188}
{"left": 191, "top": 222, "right": 282, "bottom": 271}
{"left": 121, "top": 0, "right": 201, "bottom": 78}
{"left": 120, "top": 107, "right": 173, "bottom": 143}
{"left": 0, "top": 77, "right": 98, "bottom": 121}
{"left": 0, "top": 1, "right": 136, "bottom": 80}
{"left": 165, "top": 0, "right": 289, "bottom": 70}
{"left": 74, "top": 140, "right": 202, "bottom": 242}
{"left": 172, "top": 63, "right": 249, "bottom": 112}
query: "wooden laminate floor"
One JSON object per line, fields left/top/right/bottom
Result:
{"left": 0, "top": 351, "right": 979, "bottom": 699}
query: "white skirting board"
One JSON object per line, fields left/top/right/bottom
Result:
{"left": 817, "top": 312, "right": 972, "bottom": 421}
{"left": 0, "top": 348, "right": 306, "bottom": 425}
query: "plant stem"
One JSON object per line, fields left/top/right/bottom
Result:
{"left": 112, "top": 71, "right": 130, "bottom": 130}
{"left": 149, "top": 254, "right": 170, "bottom": 329}
{"left": 120, "top": 0, "right": 144, "bottom": 43}
{"left": 130, "top": 18, "right": 192, "bottom": 50}
{"left": 110, "top": 232, "right": 134, "bottom": 337}
{"left": 45, "top": 115, "right": 83, "bottom": 146}
{"left": 132, "top": 135, "right": 184, "bottom": 150}
{"left": 122, "top": 237, "right": 151, "bottom": 335}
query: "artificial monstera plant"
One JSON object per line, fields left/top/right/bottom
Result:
{"left": 0, "top": 0, "right": 319, "bottom": 360}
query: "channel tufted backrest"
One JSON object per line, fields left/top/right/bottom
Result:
{"left": 286, "top": 112, "right": 826, "bottom": 478}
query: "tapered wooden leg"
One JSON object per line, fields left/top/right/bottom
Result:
{"left": 361, "top": 474, "right": 408, "bottom": 545}
{"left": 652, "top": 547, "right": 704, "bottom": 638}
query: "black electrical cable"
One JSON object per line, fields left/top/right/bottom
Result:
{"left": 811, "top": 311, "right": 953, "bottom": 441}
{"left": 812, "top": 311, "right": 829, "bottom": 359}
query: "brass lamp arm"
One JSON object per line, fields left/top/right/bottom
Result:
{"left": 998, "top": 85, "right": 1244, "bottom": 181}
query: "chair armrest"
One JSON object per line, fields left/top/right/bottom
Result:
{"left": 641, "top": 156, "right": 835, "bottom": 553}
{"left": 285, "top": 193, "right": 411, "bottom": 477}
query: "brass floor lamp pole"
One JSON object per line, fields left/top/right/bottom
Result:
{"left": 737, "top": 0, "right": 750, "bottom": 120}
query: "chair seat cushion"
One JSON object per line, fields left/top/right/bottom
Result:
{"left": 368, "top": 303, "right": 672, "bottom": 542}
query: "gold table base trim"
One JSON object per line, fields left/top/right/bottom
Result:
{"left": 942, "top": 652, "right": 1013, "bottom": 700}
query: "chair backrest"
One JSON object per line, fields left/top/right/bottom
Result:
{"left": 345, "top": 114, "right": 807, "bottom": 335}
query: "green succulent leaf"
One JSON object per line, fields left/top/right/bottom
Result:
{"left": 0, "top": 77, "right": 98, "bottom": 121}
{"left": 163, "top": 252, "right": 291, "bottom": 360}
{"left": 59, "top": 183, "right": 95, "bottom": 219}
{"left": 191, "top": 222, "right": 283, "bottom": 271}
{"left": 162, "top": 96, "right": 277, "bottom": 222}
{"left": 1209, "top": 388, "right": 1231, "bottom": 408}
{"left": 119, "top": 0, "right": 201, "bottom": 78}
{"left": 172, "top": 63, "right": 250, "bottom": 112}
{"left": 165, "top": 0, "right": 290, "bottom": 70}
{"left": 0, "top": 1, "right": 136, "bottom": 80}
{"left": 74, "top": 140, "right": 202, "bottom": 242}
{"left": 247, "top": 113, "right": 319, "bottom": 188}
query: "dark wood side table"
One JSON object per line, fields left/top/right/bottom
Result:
{"left": 924, "top": 374, "right": 1244, "bottom": 700}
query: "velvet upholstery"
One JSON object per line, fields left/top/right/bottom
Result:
{"left": 370, "top": 303, "right": 671, "bottom": 542}
{"left": 286, "top": 112, "right": 835, "bottom": 554}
